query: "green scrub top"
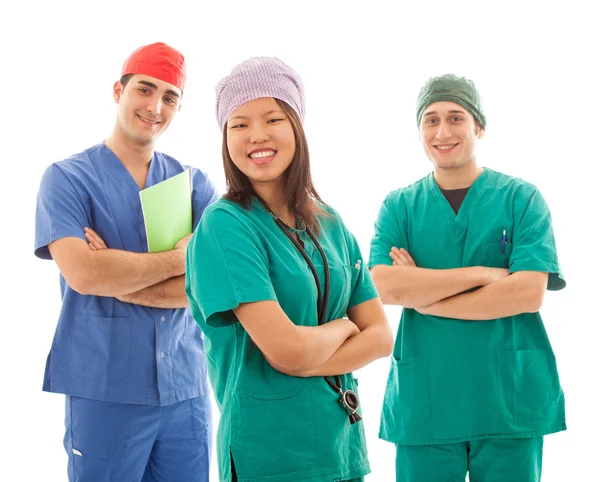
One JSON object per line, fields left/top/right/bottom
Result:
{"left": 186, "top": 197, "right": 379, "bottom": 482}
{"left": 369, "top": 168, "right": 566, "bottom": 446}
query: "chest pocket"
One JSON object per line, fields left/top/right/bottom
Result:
{"left": 327, "top": 264, "right": 359, "bottom": 319}
{"left": 478, "top": 242, "right": 513, "bottom": 269}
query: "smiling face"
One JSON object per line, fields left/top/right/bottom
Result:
{"left": 113, "top": 74, "right": 181, "bottom": 147}
{"left": 419, "top": 101, "right": 484, "bottom": 170}
{"left": 225, "top": 97, "right": 296, "bottom": 188}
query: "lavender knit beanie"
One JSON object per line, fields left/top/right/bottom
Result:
{"left": 215, "top": 57, "right": 305, "bottom": 130}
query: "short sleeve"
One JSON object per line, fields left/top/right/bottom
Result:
{"left": 34, "top": 164, "right": 90, "bottom": 260}
{"left": 345, "top": 228, "right": 380, "bottom": 308}
{"left": 190, "top": 169, "right": 220, "bottom": 230}
{"left": 509, "top": 189, "right": 566, "bottom": 291}
{"left": 185, "top": 206, "right": 277, "bottom": 327}
{"left": 368, "top": 191, "right": 408, "bottom": 268}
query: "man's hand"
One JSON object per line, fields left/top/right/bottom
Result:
{"left": 175, "top": 233, "right": 192, "bottom": 251}
{"left": 390, "top": 247, "right": 417, "bottom": 267}
{"left": 84, "top": 227, "right": 107, "bottom": 250}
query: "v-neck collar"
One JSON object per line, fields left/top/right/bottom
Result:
{"left": 101, "top": 142, "right": 156, "bottom": 192}
{"left": 427, "top": 168, "right": 490, "bottom": 231}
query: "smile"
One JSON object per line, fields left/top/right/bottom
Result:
{"left": 137, "top": 114, "right": 160, "bottom": 126}
{"left": 249, "top": 150, "right": 276, "bottom": 159}
{"left": 434, "top": 143, "right": 458, "bottom": 152}
{"left": 248, "top": 149, "right": 277, "bottom": 165}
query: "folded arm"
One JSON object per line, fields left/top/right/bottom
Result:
{"left": 371, "top": 247, "right": 509, "bottom": 308}
{"left": 233, "top": 300, "right": 359, "bottom": 373}
{"left": 118, "top": 276, "right": 188, "bottom": 308}
{"left": 48, "top": 228, "right": 188, "bottom": 298}
{"left": 280, "top": 297, "right": 393, "bottom": 377}
{"left": 417, "top": 271, "right": 548, "bottom": 320}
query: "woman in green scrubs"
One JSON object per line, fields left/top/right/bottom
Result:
{"left": 186, "top": 57, "right": 393, "bottom": 482}
{"left": 369, "top": 74, "right": 566, "bottom": 481}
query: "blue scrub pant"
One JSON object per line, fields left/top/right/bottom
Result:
{"left": 64, "top": 395, "right": 212, "bottom": 482}
{"left": 395, "top": 437, "right": 543, "bottom": 482}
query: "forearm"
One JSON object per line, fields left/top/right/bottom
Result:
{"left": 82, "top": 249, "right": 185, "bottom": 297}
{"left": 291, "top": 319, "right": 358, "bottom": 371}
{"left": 298, "top": 323, "right": 392, "bottom": 377}
{"left": 420, "top": 272, "right": 547, "bottom": 320}
{"left": 118, "top": 276, "right": 188, "bottom": 308}
{"left": 371, "top": 265, "right": 488, "bottom": 308}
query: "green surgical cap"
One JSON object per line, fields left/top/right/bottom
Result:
{"left": 416, "top": 74, "right": 487, "bottom": 129}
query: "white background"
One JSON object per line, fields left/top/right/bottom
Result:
{"left": 2, "top": 0, "right": 598, "bottom": 480}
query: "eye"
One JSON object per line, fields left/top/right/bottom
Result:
{"left": 267, "top": 118, "right": 284, "bottom": 124}
{"left": 451, "top": 116, "right": 463, "bottom": 122}
{"left": 230, "top": 123, "right": 247, "bottom": 129}
{"left": 138, "top": 88, "right": 150, "bottom": 95}
{"left": 164, "top": 96, "right": 176, "bottom": 105}
{"left": 425, "top": 118, "right": 437, "bottom": 125}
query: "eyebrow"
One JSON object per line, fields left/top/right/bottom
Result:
{"left": 229, "top": 109, "right": 285, "bottom": 121}
{"left": 423, "top": 109, "right": 466, "bottom": 117}
{"left": 137, "top": 80, "right": 181, "bottom": 99}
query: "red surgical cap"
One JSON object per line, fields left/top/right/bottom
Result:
{"left": 121, "top": 42, "right": 186, "bottom": 93}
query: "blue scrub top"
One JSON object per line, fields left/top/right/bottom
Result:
{"left": 34, "top": 143, "right": 219, "bottom": 405}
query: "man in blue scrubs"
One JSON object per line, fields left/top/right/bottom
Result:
{"left": 34, "top": 42, "right": 217, "bottom": 481}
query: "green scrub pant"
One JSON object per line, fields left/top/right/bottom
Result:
{"left": 395, "top": 437, "right": 543, "bottom": 482}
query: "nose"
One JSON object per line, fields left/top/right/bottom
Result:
{"left": 145, "top": 95, "right": 162, "bottom": 116}
{"left": 435, "top": 121, "right": 451, "bottom": 140}
{"left": 249, "top": 123, "right": 270, "bottom": 144}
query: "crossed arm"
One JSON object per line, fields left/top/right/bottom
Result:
{"left": 370, "top": 247, "right": 548, "bottom": 320}
{"left": 233, "top": 297, "right": 393, "bottom": 377}
{"left": 48, "top": 227, "right": 190, "bottom": 308}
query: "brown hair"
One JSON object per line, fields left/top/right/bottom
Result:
{"left": 222, "top": 98, "right": 326, "bottom": 233}
{"left": 120, "top": 74, "right": 133, "bottom": 89}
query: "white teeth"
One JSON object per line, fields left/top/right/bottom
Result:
{"left": 436, "top": 145, "right": 456, "bottom": 150}
{"left": 250, "top": 150, "right": 275, "bottom": 159}
{"left": 138, "top": 115, "right": 158, "bottom": 124}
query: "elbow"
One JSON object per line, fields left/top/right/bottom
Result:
{"left": 371, "top": 267, "right": 415, "bottom": 307}
{"left": 383, "top": 332, "right": 394, "bottom": 357}
{"left": 525, "top": 290, "right": 546, "bottom": 313}
{"left": 371, "top": 269, "right": 397, "bottom": 306}
{"left": 267, "top": 341, "right": 309, "bottom": 373}
{"left": 67, "top": 272, "right": 104, "bottom": 296}
{"left": 66, "top": 273, "right": 93, "bottom": 295}
{"left": 379, "top": 326, "right": 395, "bottom": 358}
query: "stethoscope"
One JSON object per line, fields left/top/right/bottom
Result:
{"left": 257, "top": 197, "right": 362, "bottom": 424}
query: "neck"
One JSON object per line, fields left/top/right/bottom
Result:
{"left": 104, "top": 126, "right": 155, "bottom": 170}
{"left": 434, "top": 161, "right": 483, "bottom": 190}
{"left": 253, "top": 180, "right": 294, "bottom": 226}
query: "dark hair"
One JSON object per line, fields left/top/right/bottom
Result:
{"left": 222, "top": 98, "right": 326, "bottom": 234}
{"left": 120, "top": 74, "right": 133, "bottom": 89}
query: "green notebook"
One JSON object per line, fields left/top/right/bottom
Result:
{"left": 139, "top": 169, "right": 192, "bottom": 252}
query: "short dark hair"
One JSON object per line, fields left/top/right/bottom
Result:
{"left": 222, "top": 99, "right": 326, "bottom": 234}
{"left": 120, "top": 74, "right": 134, "bottom": 89}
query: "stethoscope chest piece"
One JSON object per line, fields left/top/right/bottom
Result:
{"left": 339, "top": 389, "right": 362, "bottom": 424}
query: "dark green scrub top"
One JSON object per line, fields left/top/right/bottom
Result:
{"left": 187, "top": 197, "right": 379, "bottom": 481}
{"left": 369, "top": 169, "right": 566, "bottom": 446}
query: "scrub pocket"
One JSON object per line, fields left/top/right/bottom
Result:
{"left": 497, "top": 349, "right": 561, "bottom": 422}
{"left": 70, "top": 314, "right": 131, "bottom": 383}
{"left": 479, "top": 242, "right": 513, "bottom": 269}
{"left": 381, "top": 357, "right": 431, "bottom": 433}
{"left": 239, "top": 386, "right": 318, "bottom": 477}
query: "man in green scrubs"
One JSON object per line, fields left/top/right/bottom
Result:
{"left": 369, "top": 74, "right": 566, "bottom": 481}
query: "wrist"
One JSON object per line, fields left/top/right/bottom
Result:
{"left": 168, "top": 248, "right": 186, "bottom": 277}
{"left": 476, "top": 266, "right": 491, "bottom": 285}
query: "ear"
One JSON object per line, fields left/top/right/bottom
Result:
{"left": 476, "top": 125, "right": 485, "bottom": 139}
{"left": 113, "top": 81, "right": 123, "bottom": 103}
